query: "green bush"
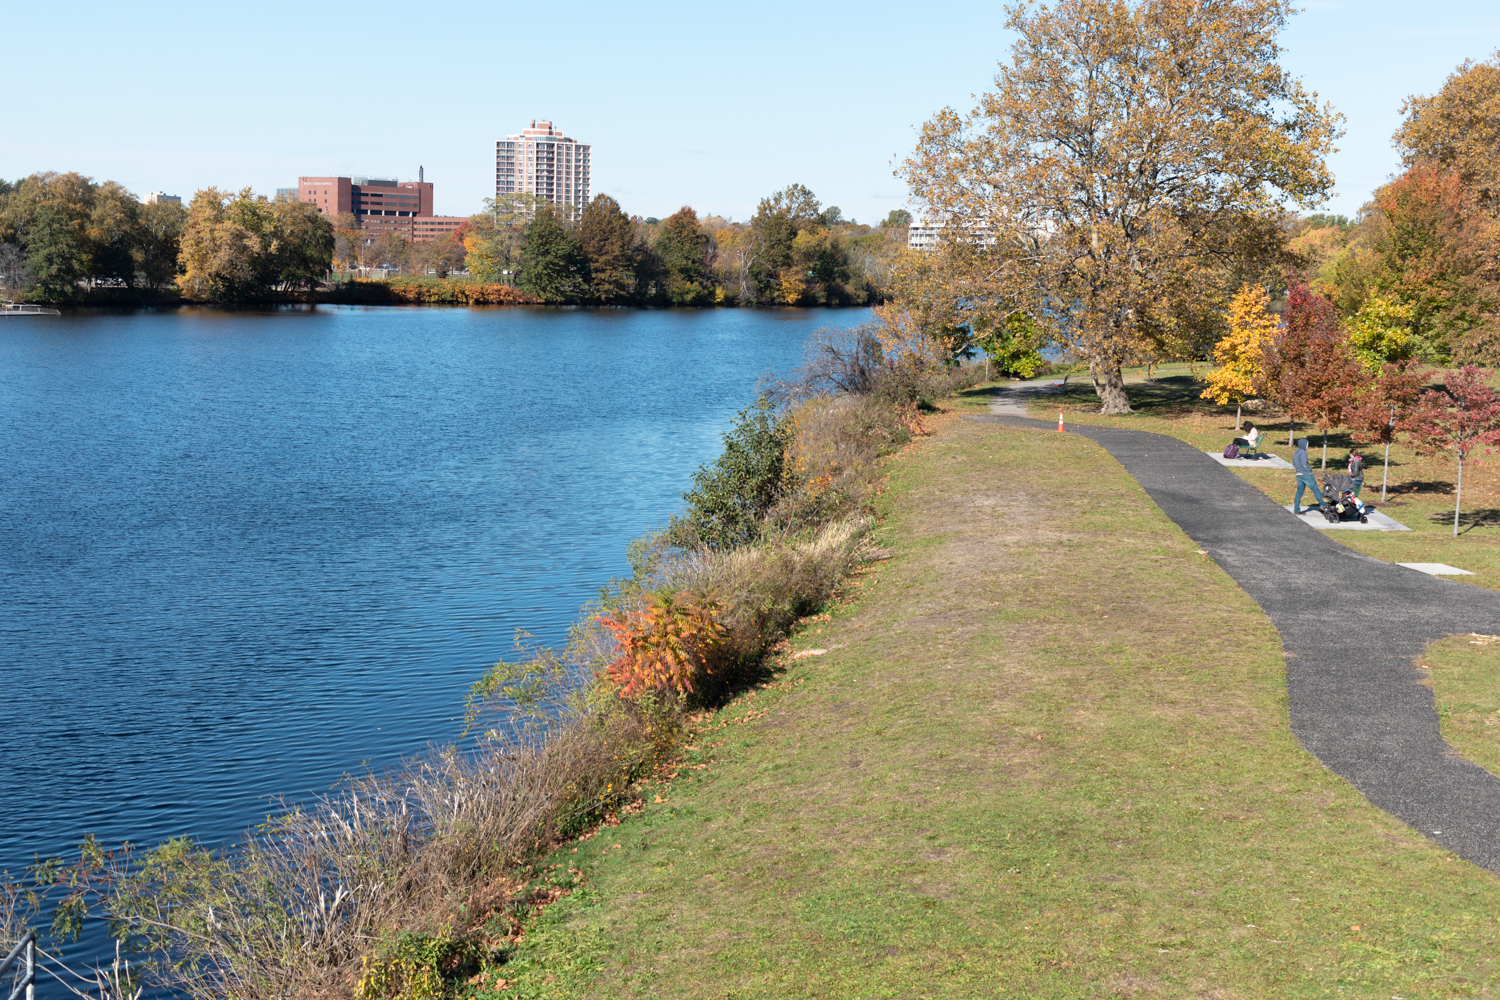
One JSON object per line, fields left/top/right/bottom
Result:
{"left": 356, "top": 932, "right": 483, "bottom": 1000}
{"left": 670, "top": 398, "right": 791, "bottom": 550}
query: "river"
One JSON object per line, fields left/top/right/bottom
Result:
{"left": 0, "top": 304, "right": 869, "bottom": 888}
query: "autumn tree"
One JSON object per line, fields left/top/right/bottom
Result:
{"left": 1361, "top": 167, "right": 1500, "bottom": 361}
{"left": 1346, "top": 361, "right": 1430, "bottom": 500}
{"left": 269, "top": 199, "right": 334, "bottom": 287}
{"left": 179, "top": 187, "right": 332, "bottom": 302}
{"left": 1343, "top": 294, "right": 1429, "bottom": 370}
{"left": 1258, "top": 284, "right": 1365, "bottom": 462}
{"left": 331, "top": 212, "right": 364, "bottom": 273}
{"left": 179, "top": 187, "right": 265, "bottom": 302}
{"left": 366, "top": 231, "right": 409, "bottom": 272}
{"left": 881, "top": 237, "right": 1003, "bottom": 362}
{"left": 579, "top": 194, "right": 639, "bottom": 303}
{"left": 85, "top": 181, "right": 140, "bottom": 288}
{"left": 1400, "top": 365, "right": 1500, "bottom": 536}
{"left": 410, "top": 231, "right": 466, "bottom": 278}
{"left": 2, "top": 172, "right": 98, "bottom": 301}
{"left": 1394, "top": 51, "right": 1500, "bottom": 209}
{"left": 1201, "top": 283, "right": 1280, "bottom": 427}
{"left": 135, "top": 198, "right": 187, "bottom": 290}
{"left": 464, "top": 193, "right": 549, "bottom": 284}
{"left": 903, "top": 0, "right": 1340, "bottom": 413}
{"left": 749, "top": 183, "right": 824, "bottom": 303}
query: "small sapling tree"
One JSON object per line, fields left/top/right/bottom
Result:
{"left": 1201, "top": 283, "right": 1279, "bottom": 429}
{"left": 1258, "top": 283, "right": 1364, "bottom": 462}
{"left": 1346, "top": 361, "right": 1431, "bottom": 500}
{"left": 1400, "top": 365, "right": 1500, "bottom": 536}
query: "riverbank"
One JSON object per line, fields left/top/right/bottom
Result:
{"left": 491, "top": 390, "right": 1500, "bottom": 997}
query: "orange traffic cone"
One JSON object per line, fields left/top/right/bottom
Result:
{"left": 1057, "top": 412, "right": 1066, "bottom": 433}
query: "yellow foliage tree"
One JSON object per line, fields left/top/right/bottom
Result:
{"left": 1201, "top": 284, "right": 1280, "bottom": 428}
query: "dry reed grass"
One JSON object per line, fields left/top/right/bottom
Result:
{"left": 1, "top": 707, "right": 663, "bottom": 1000}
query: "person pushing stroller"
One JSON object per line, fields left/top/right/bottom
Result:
{"left": 1292, "top": 439, "right": 1319, "bottom": 515}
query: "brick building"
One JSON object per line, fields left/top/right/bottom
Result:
{"left": 296, "top": 173, "right": 466, "bottom": 243}
{"left": 495, "top": 120, "right": 590, "bottom": 216}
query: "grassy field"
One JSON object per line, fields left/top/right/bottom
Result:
{"left": 1015, "top": 367, "right": 1500, "bottom": 591}
{"left": 1419, "top": 633, "right": 1500, "bottom": 780}
{"left": 474, "top": 406, "right": 1500, "bottom": 998}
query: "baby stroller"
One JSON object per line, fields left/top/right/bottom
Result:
{"left": 1319, "top": 473, "right": 1373, "bottom": 524}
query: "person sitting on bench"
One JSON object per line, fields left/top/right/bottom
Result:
{"left": 1235, "top": 422, "right": 1261, "bottom": 459}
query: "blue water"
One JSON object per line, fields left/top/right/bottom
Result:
{"left": 0, "top": 305, "right": 868, "bottom": 882}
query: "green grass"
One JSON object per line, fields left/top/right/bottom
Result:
{"left": 1006, "top": 369, "right": 1500, "bottom": 591}
{"left": 1419, "top": 634, "right": 1500, "bottom": 780}
{"left": 469, "top": 415, "right": 1500, "bottom": 999}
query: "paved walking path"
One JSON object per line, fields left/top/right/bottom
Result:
{"left": 972, "top": 400, "right": 1500, "bottom": 873}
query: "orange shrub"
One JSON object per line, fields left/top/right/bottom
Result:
{"left": 598, "top": 592, "right": 728, "bottom": 698}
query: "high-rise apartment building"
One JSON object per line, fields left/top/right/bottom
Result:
{"left": 295, "top": 172, "right": 465, "bottom": 243}
{"left": 495, "top": 121, "right": 590, "bottom": 215}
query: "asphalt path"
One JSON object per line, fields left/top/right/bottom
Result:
{"left": 970, "top": 408, "right": 1500, "bottom": 872}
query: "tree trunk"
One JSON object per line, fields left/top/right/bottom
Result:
{"left": 1455, "top": 456, "right": 1464, "bottom": 537}
{"left": 1381, "top": 437, "right": 1390, "bottom": 502}
{"left": 1235, "top": 403, "right": 1242, "bottom": 430}
{"left": 1288, "top": 416, "right": 1295, "bottom": 447}
{"left": 1090, "top": 360, "right": 1132, "bottom": 414}
{"left": 1321, "top": 431, "right": 1328, "bottom": 470}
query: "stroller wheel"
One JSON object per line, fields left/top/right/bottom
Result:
{"left": 1360, "top": 515, "right": 1368, "bottom": 523}
{"left": 1323, "top": 510, "right": 1339, "bottom": 523}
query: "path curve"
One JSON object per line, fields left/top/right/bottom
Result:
{"left": 970, "top": 404, "right": 1500, "bottom": 872}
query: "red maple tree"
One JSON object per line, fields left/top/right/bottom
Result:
{"left": 1345, "top": 362, "right": 1431, "bottom": 500}
{"left": 1399, "top": 365, "right": 1500, "bottom": 536}
{"left": 1256, "top": 283, "right": 1367, "bottom": 465}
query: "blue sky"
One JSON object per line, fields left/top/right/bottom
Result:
{"left": 4, "top": 1, "right": 1498, "bottom": 223}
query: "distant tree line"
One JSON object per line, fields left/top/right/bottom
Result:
{"left": 1, "top": 172, "right": 905, "bottom": 308}
{"left": 454, "top": 184, "right": 908, "bottom": 306}
{"left": 0, "top": 173, "right": 190, "bottom": 302}
{"left": 0, "top": 175, "right": 336, "bottom": 305}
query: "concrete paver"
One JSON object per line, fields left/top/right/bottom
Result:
{"left": 1206, "top": 451, "right": 1295, "bottom": 469}
{"left": 1283, "top": 506, "right": 1411, "bottom": 531}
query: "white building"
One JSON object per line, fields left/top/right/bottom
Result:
{"left": 907, "top": 220, "right": 997, "bottom": 251}
{"left": 495, "top": 120, "right": 591, "bottom": 216}
{"left": 143, "top": 191, "right": 181, "bottom": 205}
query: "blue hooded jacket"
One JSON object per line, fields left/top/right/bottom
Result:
{"left": 1293, "top": 439, "right": 1312, "bottom": 475}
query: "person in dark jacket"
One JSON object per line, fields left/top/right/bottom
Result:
{"left": 1293, "top": 438, "right": 1319, "bottom": 514}
{"left": 1347, "top": 450, "right": 1365, "bottom": 497}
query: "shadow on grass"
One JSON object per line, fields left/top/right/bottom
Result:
{"left": 1056, "top": 375, "right": 1262, "bottom": 420}
{"left": 1426, "top": 507, "right": 1500, "bottom": 535}
{"left": 1390, "top": 479, "right": 1459, "bottom": 499}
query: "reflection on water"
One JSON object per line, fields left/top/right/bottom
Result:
{"left": 0, "top": 305, "right": 868, "bottom": 884}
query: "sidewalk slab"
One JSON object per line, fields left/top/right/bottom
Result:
{"left": 1205, "top": 451, "right": 1294, "bottom": 469}
{"left": 1399, "top": 563, "right": 1475, "bottom": 576}
{"left": 1282, "top": 505, "right": 1411, "bottom": 531}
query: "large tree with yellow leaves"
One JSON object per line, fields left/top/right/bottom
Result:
{"left": 1201, "top": 284, "right": 1280, "bottom": 428}
{"left": 902, "top": 0, "right": 1340, "bottom": 413}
